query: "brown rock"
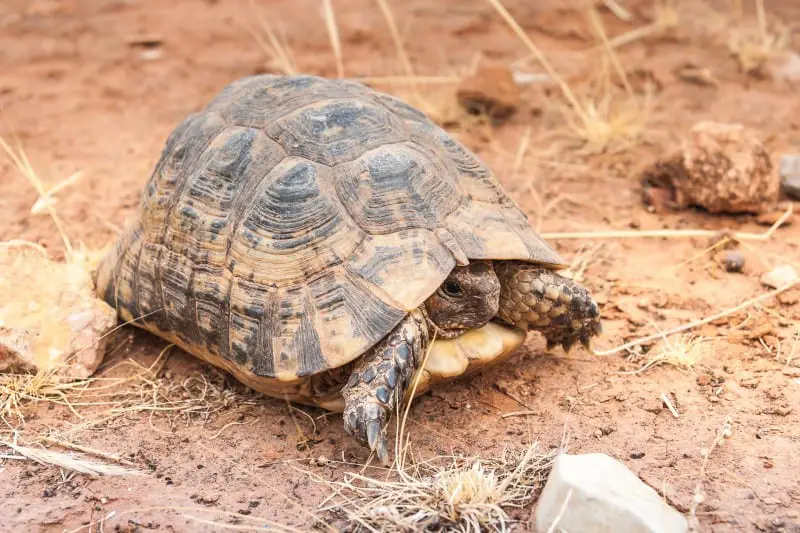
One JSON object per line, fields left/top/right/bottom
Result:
{"left": 679, "top": 121, "right": 778, "bottom": 214}
{"left": 642, "top": 122, "right": 779, "bottom": 214}
{"left": 0, "top": 245, "right": 117, "bottom": 379}
{"left": 456, "top": 64, "right": 521, "bottom": 123}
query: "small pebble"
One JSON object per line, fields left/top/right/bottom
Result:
{"left": 722, "top": 250, "right": 745, "bottom": 273}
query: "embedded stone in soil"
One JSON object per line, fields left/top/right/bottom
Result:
{"left": 534, "top": 453, "right": 688, "bottom": 533}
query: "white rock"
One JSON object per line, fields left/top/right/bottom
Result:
{"left": 760, "top": 264, "right": 799, "bottom": 289}
{"left": 0, "top": 244, "right": 117, "bottom": 379}
{"left": 534, "top": 453, "right": 688, "bottom": 533}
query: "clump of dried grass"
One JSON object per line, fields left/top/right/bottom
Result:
{"left": 622, "top": 333, "right": 710, "bottom": 375}
{"left": 313, "top": 442, "right": 557, "bottom": 532}
{"left": 0, "top": 369, "right": 90, "bottom": 424}
{"left": 485, "top": 0, "right": 652, "bottom": 154}
{"left": 727, "top": 0, "right": 790, "bottom": 76}
{"left": 1, "top": 342, "right": 252, "bottom": 437}
{"left": 305, "top": 337, "right": 560, "bottom": 532}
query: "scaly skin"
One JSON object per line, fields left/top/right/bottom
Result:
{"left": 340, "top": 261, "right": 601, "bottom": 464}
{"left": 494, "top": 261, "right": 601, "bottom": 352}
{"left": 341, "top": 308, "right": 429, "bottom": 464}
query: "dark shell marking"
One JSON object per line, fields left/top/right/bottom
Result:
{"left": 95, "top": 74, "right": 566, "bottom": 382}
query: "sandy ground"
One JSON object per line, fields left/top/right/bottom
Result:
{"left": 1, "top": 0, "right": 799, "bottom": 531}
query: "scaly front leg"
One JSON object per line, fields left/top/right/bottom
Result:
{"left": 341, "top": 308, "right": 429, "bottom": 464}
{"left": 494, "top": 261, "right": 601, "bottom": 352}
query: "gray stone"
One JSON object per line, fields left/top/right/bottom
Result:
{"left": 722, "top": 250, "right": 745, "bottom": 273}
{"left": 780, "top": 155, "right": 800, "bottom": 200}
{"left": 534, "top": 453, "right": 688, "bottom": 533}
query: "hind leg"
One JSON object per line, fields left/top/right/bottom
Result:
{"left": 341, "top": 309, "right": 429, "bottom": 464}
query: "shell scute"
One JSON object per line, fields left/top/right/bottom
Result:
{"left": 96, "top": 74, "right": 565, "bottom": 383}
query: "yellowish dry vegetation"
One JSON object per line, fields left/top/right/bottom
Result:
{"left": 309, "top": 441, "right": 558, "bottom": 532}
{"left": 727, "top": 0, "right": 791, "bottom": 76}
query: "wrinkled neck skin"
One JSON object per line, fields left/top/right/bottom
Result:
{"left": 423, "top": 260, "right": 501, "bottom": 339}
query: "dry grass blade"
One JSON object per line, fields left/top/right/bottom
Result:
{"left": 603, "top": 0, "right": 679, "bottom": 50}
{"left": 247, "top": 0, "right": 296, "bottom": 75}
{"left": 0, "top": 370, "right": 91, "bottom": 423}
{"left": 355, "top": 75, "right": 460, "bottom": 85}
{"left": 587, "top": 5, "right": 633, "bottom": 96}
{"left": 1, "top": 440, "right": 143, "bottom": 478}
{"left": 374, "top": 0, "right": 415, "bottom": 80}
{"left": 66, "top": 506, "right": 306, "bottom": 533}
{"left": 485, "top": 0, "right": 650, "bottom": 152}
{"left": 0, "top": 134, "right": 76, "bottom": 258}
{"left": 483, "top": 0, "right": 588, "bottom": 125}
{"left": 543, "top": 203, "right": 793, "bottom": 241}
{"left": 322, "top": 0, "right": 344, "bottom": 78}
{"left": 688, "top": 416, "right": 733, "bottom": 532}
{"left": 595, "top": 279, "right": 800, "bottom": 356}
{"left": 309, "top": 441, "right": 558, "bottom": 532}
{"left": 728, "top": 0, "right": 790, "bottom": 75}
{"left": 38, "top": 436, "right": 137, "bottom": 467}
{"left": 603, "top": 0, "right": 632, "bottom": 21}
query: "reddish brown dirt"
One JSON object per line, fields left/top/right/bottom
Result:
{"left": 1, "top": 0, "right": 800, "bottom": 531}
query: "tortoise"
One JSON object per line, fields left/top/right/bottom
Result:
{"left": 95, "top": 74, "right": 602, "bottom": 463}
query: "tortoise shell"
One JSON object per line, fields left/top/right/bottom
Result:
{"left": 95, "top": 74, "right": 565, "bottom": 383}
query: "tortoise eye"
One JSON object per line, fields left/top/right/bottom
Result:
{"left": 442, "top": 280, "right": 463, "bottom": 297}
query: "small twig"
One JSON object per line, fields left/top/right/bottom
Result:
{"left": 501, "top": 410, "right": 538, "bottom": 419}
{"left": 595, "top": 280, "right": 800, "bottom": 356}
{"left": 38, "top": 436, "right": 137, "bottom": 467}
{"left": 0, "top": 440, "right": 142, "bottom": 478}
{"left": 661, "top": 393, "right": 680, "bottom": 418}
{"left": 322, "top": 0, "right": 344, "bottom": 78}
{"left": 483, "top": 0, "right": 590, "bottom": 126}
{"left": 354, "top": 75, "right": 460, "bottom": 85}
{"left": 374, "top": 0, "right": 415, "bottom": 80}
{"left": 543, "top": 204, "right": 792, "bottom": 241}
{"left": 688, "top": 417, "right": 733, "bottom": 531}
{"left": 603, "top": 0, "right": 632, "bottom": 21}
{"left": 497, "top": 389, "right": 535, "bottom": 411}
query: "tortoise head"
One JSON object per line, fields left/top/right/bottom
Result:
{"left": 424, "top": 261, "right": 500, "bottom": 338}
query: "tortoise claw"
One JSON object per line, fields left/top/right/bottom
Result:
{"left": 366, "top": 419, "right": 389, "bottom": 465}
{"left": 581, "top": 337, "right": 593, "bottom": 353}
{"left": 367, "top": 420, "right": 381, "bottom": 451}
{"left": 343, "top": 406, "right": 391, "bottom": 465}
